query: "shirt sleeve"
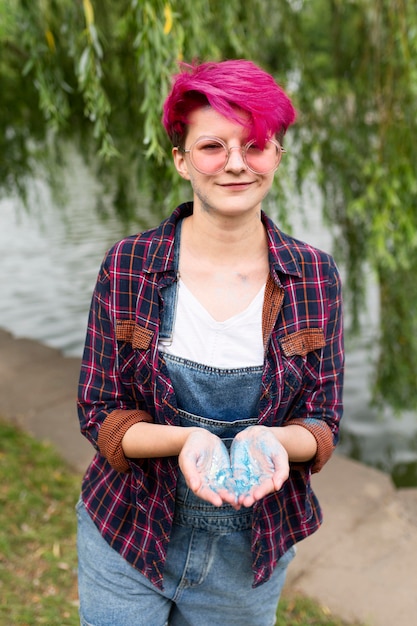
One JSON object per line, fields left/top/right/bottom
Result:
{"left": 77, "top": 254, "right": 153, "bottom": 473}
{"left": 285, "top": 259, "right": 344, "bottom": 473}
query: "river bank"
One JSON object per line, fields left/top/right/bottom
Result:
{"left": 1, "top": 327, "right": 417, "bottom": 625}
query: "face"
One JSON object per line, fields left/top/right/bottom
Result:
{"left": 172, "top": 107, "right": 277, "bottom": 220}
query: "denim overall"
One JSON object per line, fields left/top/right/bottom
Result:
{"left": 159, "top": 218, "right": 260, "bottom": 525}
{"left": 155, "top": 220, "right": 294, "bottom": 625}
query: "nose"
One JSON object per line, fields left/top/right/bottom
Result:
{"left": 224, "top": 146, "right": 247, "bottom": 172}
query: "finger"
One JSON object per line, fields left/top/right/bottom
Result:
{"left": 188, "top": 473, "right": 203, "bottom": 492}
{"left": 194, "top": 484, "right": 224, "bottom": 507}
{"left": 271, "top": 469, "right": 289, "bottom": 492}
{"left": 237, "top": 477, "right": 275, "bottom": 507}
{"left": 180, "top": 454, "right": 203, "bottom": 489}
{"left": 216, "top": 486, "right": 238, "bottom": 506}
{"left": 237, "top": 489, "right": 259, "bottom": 508}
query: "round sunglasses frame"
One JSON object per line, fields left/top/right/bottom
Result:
{"left": 179, "top": 136, "right": 286, "bottom": 175}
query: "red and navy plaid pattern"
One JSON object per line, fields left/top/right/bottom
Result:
{"left": 77, "top": 202, "right": 344, "bottom": 588}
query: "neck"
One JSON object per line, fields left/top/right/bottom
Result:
{"left": 183, "top": 207, "right": 267, "bottom": 264}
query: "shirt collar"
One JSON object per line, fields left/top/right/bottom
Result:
{"left": 143, "top": 202, "right": 193, "bottom": 274}
{"left": 261, "top": 211, "right": 303, "bottom": 278}
{"left": 143, "top": 202, "right": 302, "bottom": 279}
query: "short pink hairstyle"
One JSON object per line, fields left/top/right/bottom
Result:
{"left": 162, "top": 59, "right": 296, "bottom": 148}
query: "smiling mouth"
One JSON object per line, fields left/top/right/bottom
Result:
{"left": 220, "top": 181, "right": 254, "bottom": 188}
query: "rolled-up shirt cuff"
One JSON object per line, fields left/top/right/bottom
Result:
{"left": 97, "top": 409, "right": 154, "bottom": 473}
{"left": 286, "top": 418, "right": 336, "bottom": 473}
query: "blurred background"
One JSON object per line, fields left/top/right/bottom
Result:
{"left": 1, "top": 0, "right": 417, "bottom": 487}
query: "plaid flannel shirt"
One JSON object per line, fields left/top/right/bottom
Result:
{"left": 77, "top": 202, "right": 344, "bottom": 588}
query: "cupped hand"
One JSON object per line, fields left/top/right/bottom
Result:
{"left": 230, "top": 425, "right": 289, "bottom": 508}
{"left": 179, "top": 429, "right": 236, "bottom": 507}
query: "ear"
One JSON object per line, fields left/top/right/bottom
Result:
{"left": 172, "top": 147, "right": 191, "bottom": 181}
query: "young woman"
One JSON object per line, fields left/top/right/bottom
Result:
{"left": 77, "top": 59, "right": 344, "bottom": 626}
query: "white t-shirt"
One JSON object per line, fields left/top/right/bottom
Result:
{"left": 159, "top": 279, "right": 265, "bottom": 369}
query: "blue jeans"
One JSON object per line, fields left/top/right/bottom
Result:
{"left": 77, "top": 499, "right": 295, "bottom": 626}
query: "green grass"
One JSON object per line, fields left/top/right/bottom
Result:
{"left": 0, "top": 419, "right": 361, "bottom": 625}
{"left": 277, "top": 595, "right": 360, "bottom": 626}
{"left": 0, "top": 419, "right": 80, "bottom": 625}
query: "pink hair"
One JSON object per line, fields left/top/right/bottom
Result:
{"left": 162, "top": 60, "right": 296, "bottom": 147}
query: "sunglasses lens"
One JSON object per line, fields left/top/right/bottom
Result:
{"left": 245, "top": 140, "right": 281, "bottom": 173}
{"left": 190, "top": 139, "right": 228, "bottom": 174}
{"left": 188, "top": 138, "right": 283, "bottom": 174}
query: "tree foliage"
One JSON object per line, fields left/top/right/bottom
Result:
{"left": 286, "top": 0, "right": 417, "bottom": 409}
{"left": 1, "top": 0, "right": 417, "bottom": 409}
